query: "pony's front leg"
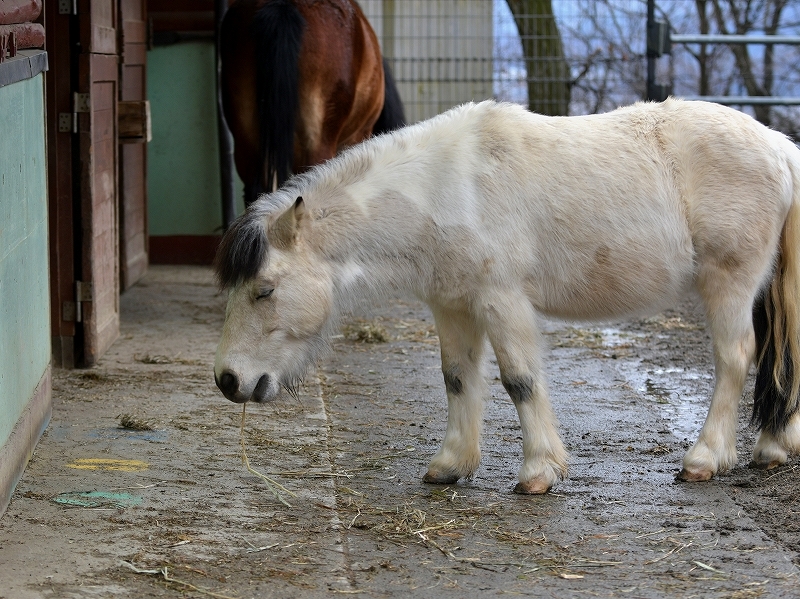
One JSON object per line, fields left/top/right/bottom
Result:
{"left": 483, "top": 292, "right": 568, "bottom": 494}
{"left": 423, "top": 307, "right": 487, "bottom": 485}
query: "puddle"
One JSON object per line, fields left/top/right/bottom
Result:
{"left": 547, "top": 322, "right": 710, "bottom": 440}
{"left": 616, "top": 360, "right": 712, "bottom": 440}
{"left": 548, "top": 325, "right": 646, "bottom": 350}
{"left": 599, "top": 327, "right": 643, "bottom": 348}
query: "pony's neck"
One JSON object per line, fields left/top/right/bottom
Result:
{"left": 299, "top": 111, "right": 471, "bottom": 303}
{"left": 305, "top": 178, "right": 434, "bottom": 305}
{"left": 315, "top": 193, "right": 431, "bottom": 301}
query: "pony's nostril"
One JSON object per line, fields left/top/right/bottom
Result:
{"left": 217, "top": 370, "right": 239, "bottom": 396}
{"left": 252, "top": 374, "right": 271, "bottom": 402}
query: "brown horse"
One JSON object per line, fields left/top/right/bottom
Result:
{"left": 220, "top": 0, "right": 405, "bottom": 206}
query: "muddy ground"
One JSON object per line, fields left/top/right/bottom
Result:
{"left": 1, "top": 265, "right": 800, "bottom": 598}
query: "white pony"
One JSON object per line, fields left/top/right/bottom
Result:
{"left": 214, "top": 99, "right": 800, "bottom": 494}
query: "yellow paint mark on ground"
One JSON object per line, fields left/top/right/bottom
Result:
{"left": 66, "top": 458, "right": 149, "bottom": 472}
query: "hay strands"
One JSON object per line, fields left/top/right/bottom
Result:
{"left": 240, "top": 403, "right": 296, "bottom": 507}
{"left": 121, "top": 561, "right": 238, "bottom": 599}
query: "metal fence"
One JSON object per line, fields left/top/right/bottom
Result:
{"left": 359, "top": 0, "right": 800, "bottom": 136}
{"left": 360, "top": 0, "right": 495, "bottom": 123}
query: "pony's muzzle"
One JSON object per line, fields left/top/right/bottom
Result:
{"left": 215, "top": 370, "right": 273, "bottom": 403}
{"left": 252, "top": 374, "right": 272, "bottom": 402}
{"left": 215, "top": 370, "right": 246, "bottom": 403}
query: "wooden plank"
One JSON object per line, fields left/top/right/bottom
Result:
{"left": 121, "top": 19, "right": 146, "bottom": 43}
{"left": 122, "top": 42, "right": 145, "bottom": 65}
{"left": 93, "top": 105, "right": 115, "bottom": 141}
{"left": 119, "top": 0, "right": 148, "bottom": 291}
{"left": 79, "top": 0, "right": 117, "bottom": 55}
{"left": 91, "top": 25, "right": 117, "bottom": 54}
{"left": 94, "top": 52, "right": 118, "bottom": 80}
{"left": 118, "top": 100, "right": 150, "bottom": 142}
{"left": 120, "top": 63, "right": 143, "bottom": 97}
{"left": 77, "top": 23, "right": 119, "bottom": 366}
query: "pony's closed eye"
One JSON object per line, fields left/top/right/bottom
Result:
{"left": 255, "top": 288, "right": 274, "bottom": 301}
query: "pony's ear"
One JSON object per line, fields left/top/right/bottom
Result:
{"left": 270, "top": 197, "right": 305, "bottom": 249}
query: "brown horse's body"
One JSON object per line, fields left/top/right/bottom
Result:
{"left": 221, "top": 0, "right": 403, "bottom": 205}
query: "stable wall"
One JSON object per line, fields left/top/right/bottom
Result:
{"left": 146, "top": 41, "right": 243, "bottom": 263}
{"left": 0, "top": 53, "right": 52, "bottom": 518}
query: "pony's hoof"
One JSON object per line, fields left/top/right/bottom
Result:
{"left": 751, "top": 442, "right": 788, "bottom": 470}
{"left": 423, "top": 470, "right": 459, "bottom": 485}
{"left": 677, "top": 468, "right": 713, "bottom": 482}
{"left": 513, "top": 479, "right": 551, "bottom": 494}
{"left": 749, "top": 458, "right": 783, "bottom": 470}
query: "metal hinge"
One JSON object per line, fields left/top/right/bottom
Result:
{"left": 74, "top": 92, "right": 90, "bottom": 113}
{"left": 58, "top": 0, "right": 77, "bottom": 15}
{"left": 63, "top": 281, "right": 93, "bottom": 322}
{"left": 76, "top": 280, "right": 93, "bottom": 302}
{"left": 65, "top": 93, "right": 90, "bottom": 135}
{"left": 58, "top": 112, "right": 73, "bottom": 133}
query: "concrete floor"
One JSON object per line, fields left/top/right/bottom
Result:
{"left": 0, "top": 265, "right": 799, "bottom": 598}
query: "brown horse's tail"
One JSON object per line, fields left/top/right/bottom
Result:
{"left": 372, "top": 58, "right": 406, "bottom": 135}
{"left": 752, "top": 153, "right": 800, "bottom": 435}
{"left": 252, "top": 0, "right": 305, "bottom": 195}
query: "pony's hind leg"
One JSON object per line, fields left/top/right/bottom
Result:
{"left": 753, "top": 412, "right": 800, "bottom": 469}
{"left": 424, "top": 307, "right": 487, "bottom": 485}
{"left": 482, "top": 291, "right": 568, "bottom": 494}
{"left": 681, "top": 282, "right": 757, "bottom": 481}
{"left": 751, "top": 294, "right": 800, "bottom": 468}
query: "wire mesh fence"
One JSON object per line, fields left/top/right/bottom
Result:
{"left": 360, "top": 0, "right": 495, "bottom": 123}
{"left": 359, "top": 0, "right": 800, "bottom": 136}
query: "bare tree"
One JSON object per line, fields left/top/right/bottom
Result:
{"left": 709, "top": 0, "right": 787, "bottom": 125}
{"left": 505, "top": 0, "right": 571, "bottom": 115}
{"left": 497, "top": 0, "right": 800, "bottom": 132}
{"left": 669, "top": 0, "right": 796, "bottom": 128}
{"left": 561, "top": 0, "right": 649, "bottom": 114}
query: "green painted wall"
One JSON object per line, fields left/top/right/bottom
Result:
{"left": 0, "top": 74, "right": 50, "bottom": 446}
{"left": 147, "top": 42, "right": 244, "bottom": 236}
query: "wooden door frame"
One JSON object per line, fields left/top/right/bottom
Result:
{"left": 45, "top": 0, "right": 122, "bottom": 368}
{"left": 44, "top": 0, "right": 79, "bottom": 368}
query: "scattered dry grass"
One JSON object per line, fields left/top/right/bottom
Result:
{"left": 117, "top": 414, "right": 155, "bottom": 431}
{"left": 392, "top": 320, "right": 438, "bottom": 344}
{"left": 239, "top": 403, "right": 296, "bottom": 507}
{"left": 551, "top": 327, "right": 639, "bottom": 351}
{"left": 642, "top": 315, "right": 704, "bottom": 331}
{"left": 134, "top": 353, "right": 205, "bottom": 365}
{"left": 342, "top": 320, "right": 389, "bottom": 343}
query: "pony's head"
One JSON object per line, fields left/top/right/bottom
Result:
{"left": 213, "top": 195, "right": 333, "bottom": 403}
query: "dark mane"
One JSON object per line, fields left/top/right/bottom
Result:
{"left": 214, "top": 209, "right": 268, "bottom": 289}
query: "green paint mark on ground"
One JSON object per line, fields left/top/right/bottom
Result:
{"left": 52, "top": 491, "right": 142, "bottom": 508}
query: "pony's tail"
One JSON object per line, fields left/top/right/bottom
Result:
{"left": 752, "top": 156, "right": 800, "bottom": 434}
{"left": 372, "top": 58, "right": 406, "bottom": 135}
{"left": 252, "top": 0, "right": 305, "bottom": 192}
